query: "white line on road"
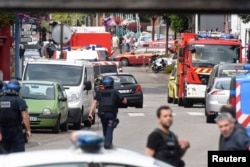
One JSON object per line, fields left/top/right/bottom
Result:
{"left": 128, "top": 113, "right": 145, "bottom": 116}
{"left": 187, "top": 112, "right": 204, "bottom": 116}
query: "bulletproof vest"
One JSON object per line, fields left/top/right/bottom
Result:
{"left": 99, "top": 89, "right": 117, "bottom": 112}
{"left": 0, "top": 95, "right": 20, "bottom": 127}
{"left": 154, "top": 129, "right": 183, "bottom": 167}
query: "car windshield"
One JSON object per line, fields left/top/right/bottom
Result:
{"left": 219, "top": 69, "right": 249, "bottom": 77}
{"left": 190, "top": 44, "right": 240, "bottom": 66}
{"left": 111, "top": 75, "right": 137, "bottom": 85}
{"left": 94, "top": 65, "right": 117, "bottom": 78}
{"left": 20, "top": 83, "right": 55, "bottom": 100}
{"left": 23, "top": 64, "right": 82, "bottom": 86}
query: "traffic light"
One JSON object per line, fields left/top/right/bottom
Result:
{"left": 41, "top": 27, "right": 47, "bottom": 41}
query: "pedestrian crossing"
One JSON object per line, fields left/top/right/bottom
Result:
{"left": 127, "top": 112, "right": 204, "bottom": 117}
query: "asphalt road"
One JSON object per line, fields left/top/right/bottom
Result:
{"left": 26, "top": 66, "right": 220, "bottom": 167}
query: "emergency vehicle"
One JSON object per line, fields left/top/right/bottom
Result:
{"left": 69, "top": 32, "right": 112, "bottom": 57}
{"left": 229, "top": 64, "right": 250, "bottom": 136}
{"left": 176, "top": 31, "right": 243, "bottom": 107}
{"left": 91, "top": 61, "right": 123, "bottom": 78}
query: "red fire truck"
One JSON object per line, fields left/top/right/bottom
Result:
{"left": 176, "top": 31, "right": 243, "bottom": 107}
{"left": 69, "top": 32, "right": 112, "bottom": 57}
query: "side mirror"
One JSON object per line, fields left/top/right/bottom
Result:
{"left": 58, "top": 96, "right": 67, "bottom": 101}
{"left": 179, "top": 48, "right": 184, "bottom": 57}
{"left": 84, "top": 81, "right": 92, "bottom": 90}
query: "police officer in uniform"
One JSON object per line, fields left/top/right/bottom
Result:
{"left": 145, "top": 106, "right": 190, "bottom": 167}
{"left": 0, "top": 79, "right": 31, "bottom": 153}
{"left": 88, "top": 76, "right": 127, "bottom": 149}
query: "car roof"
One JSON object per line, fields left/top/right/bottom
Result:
{"left": 26, "top": 58, "right": 92, "bottom": 67}
{"left": 100, "top": 72, "right": 132, "bottom": 76}
{"left": 20, "top": 80, "right": 60, "bottom": 85}
{"left": 214, "top": 63, "right": 245, "bottom": 69}
{"left": 0, "top": 147, "right": 171, "bottom": 167}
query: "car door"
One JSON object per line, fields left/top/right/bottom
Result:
{"left": 132, "top": 48, "right": 146, "bottom": 65}
{"left": 57, "top": 84, "right": 68, "bottom": 123}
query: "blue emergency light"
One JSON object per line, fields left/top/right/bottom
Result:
{"left": 197, "top": 31, "right": 237, "bottom": 39}
{"left": 74, "top": 131, "right": 104, "bottom": 152}
{"left": 86, "top": 44, "right": 103, "bottom": 51}
{"left": 243, "top": 64, "right": 250, "bottom": 70}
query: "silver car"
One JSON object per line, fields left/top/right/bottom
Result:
{"left": 205, "top": 77, "right": 231, "bottom": 123}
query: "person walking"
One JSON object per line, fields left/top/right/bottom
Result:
{"left": 88, "top": 76, "right": 127, "bottom": 149}
{"left": 0, "top": 79, "right": 31, "bottom": 153}
{"left": 145, "top": 105, "right": 190, "bottom": 167}
{"left": 118, "top": 35, "right": 124, "bottom": 54}
{"left": 215, "top": 112, "right": 250, "bottom": 151}
{"left": 112, "top": 34, "right": 119, "bottom": 51}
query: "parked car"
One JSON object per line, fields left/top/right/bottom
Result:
{"left": 19, "top": 81, "right": 69, "bottom": 133}
{"left": 167, "top": 65, "right": 178, "bottom": 104}
{"left": 207, "top": 63, "right": 248, "bottom": 92}
{"left": 113, "top": 47, "right": 165, "bottom": 66}
{"left": 22, "top": 59, "right": 94, "bottom": 129}
{"left": 205, "top": 77, "right": 231, "bottom": 123}
{"left": 94, "top": 73, "right": 143, "bottom": 108}
{"left": 0, "top": 131, "right": 172, "bottom": 167}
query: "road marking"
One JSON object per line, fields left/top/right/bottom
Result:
{"left": 128, "top": 113, "right": 145, "bottom": 116}
{"left": 187, "top": 112, "right": 204, "bottom": 116}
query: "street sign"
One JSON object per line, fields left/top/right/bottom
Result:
{"left": 20, "top": 37, "right": 33, "bottom": 43}
{"left": 51, "top": 24, "right": 72, "bottom": 44}
{"left": 21, "top": 24, "right": 37, "bottom": 36}
{"left": 21, "top": 31, "right": 37, "bottom": 36}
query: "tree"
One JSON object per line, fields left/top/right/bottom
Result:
{"left": 162, "top": 14, "right": 171, "bottom": 55}
{"left": 169, "top": 15, "right": 189, "bottom": 37}
{"left": 151, "top": 15, "right": 158, "bottom": 41}
{"left": 238, "top": 14, "right": 250, "bottom": 24}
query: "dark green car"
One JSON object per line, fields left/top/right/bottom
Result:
{"left": 20, "top": 81, "right": 69, "bottom": 133}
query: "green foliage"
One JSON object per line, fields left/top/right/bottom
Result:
{"left": 0, "top": 13, "right": 16, "bottom": 27}
{"left": 51, "top": 13, "right": 86, "bottom": 26}
{"left": 238, "top": 14, "right": 250, "bottom": 24}
{"left": 164, "top": 64, "right": 175, "bottom": 74}
{"left": 169, "top": 15, "right": 188, "bottom": 33}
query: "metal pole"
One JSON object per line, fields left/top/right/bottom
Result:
{"left": 15, "top": 15, "right": 20, "bottom": 78}
{"left": 195, "top": 14, "right": 199, "bottom": 33}
{"left": 60, "top": 24, "right": 64, "bottom": 59}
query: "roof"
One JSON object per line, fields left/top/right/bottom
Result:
{"left": 100, "top": 72, "right": 132, "bottom": 76}
{"left": 26, "top": 58, "right": 92, "bottom": 67}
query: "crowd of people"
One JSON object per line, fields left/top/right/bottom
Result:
{"left": 112, "top": 34, "right": 136, "bottom": 54}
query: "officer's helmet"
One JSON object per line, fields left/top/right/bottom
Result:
{"left": 6, "top": 79, "right": 21, "bottom": 92}
{"left": 102, "top": 76, "right": 114, "bottom": 88}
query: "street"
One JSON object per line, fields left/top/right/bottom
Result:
{"left": 26, "top": 66, "right": 220, "bottom": 167}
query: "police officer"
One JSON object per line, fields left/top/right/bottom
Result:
{"left": 0, "top": 79, "right": 31, "bottom": 153}
{"left": 145, "top": 105, "right": 190, "bottom": 167}
{"left": 88, "top": 76, "right": 127, "bottom": 149}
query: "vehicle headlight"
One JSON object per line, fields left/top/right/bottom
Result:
{"left": 42, "top": 108, "right": 51, "bottom": 115}
{"left": 67, "top": 92, "right": 80, "bottom": 102}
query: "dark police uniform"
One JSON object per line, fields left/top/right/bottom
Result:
{"left": 146, "top": 128, "right": 185, "bottom": 167}
{"left": 0, "top": 92, "right": 28, "bottom": 153}
{"left": 95, "top": 88, "right": 124, "bottom": 149}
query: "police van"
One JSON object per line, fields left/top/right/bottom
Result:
{"left": 229, "top": 64, "right": 250, "bottom": 136}
{"left": 22, "top": 59, "right": 95, "bottom": 129}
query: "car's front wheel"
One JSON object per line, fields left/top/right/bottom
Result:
{"left": 60, "top": 118, "right": 68, "bottom": 132}
{"left": 121, "top": 58, "right": 129, "bottom": 66}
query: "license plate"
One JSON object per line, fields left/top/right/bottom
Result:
{"left": 119, "top": 90, "right": 130, "bottom": 93}
{"left": 30, "top": 116, "right": 37, "bottom": 121}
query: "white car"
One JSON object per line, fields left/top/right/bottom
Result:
{"left": 0, "top": 131, "right": 173, "bottom": 167}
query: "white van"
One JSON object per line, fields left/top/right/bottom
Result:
{"left": 22, "top": 59, "right": 95, "bottom": 129}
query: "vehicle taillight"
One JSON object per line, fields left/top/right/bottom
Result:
{"left": 229, "top": 96, "right": 236, "bottom": 107}
{"left": 211, "top": 90, "right": 225, "bottom": 95}
{"left": 135, "top": 85, "right": 142, "bottom": 93}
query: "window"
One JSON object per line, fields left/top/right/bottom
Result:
{"left": 214, "top": 80, "right": 230, "bottom": 90}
